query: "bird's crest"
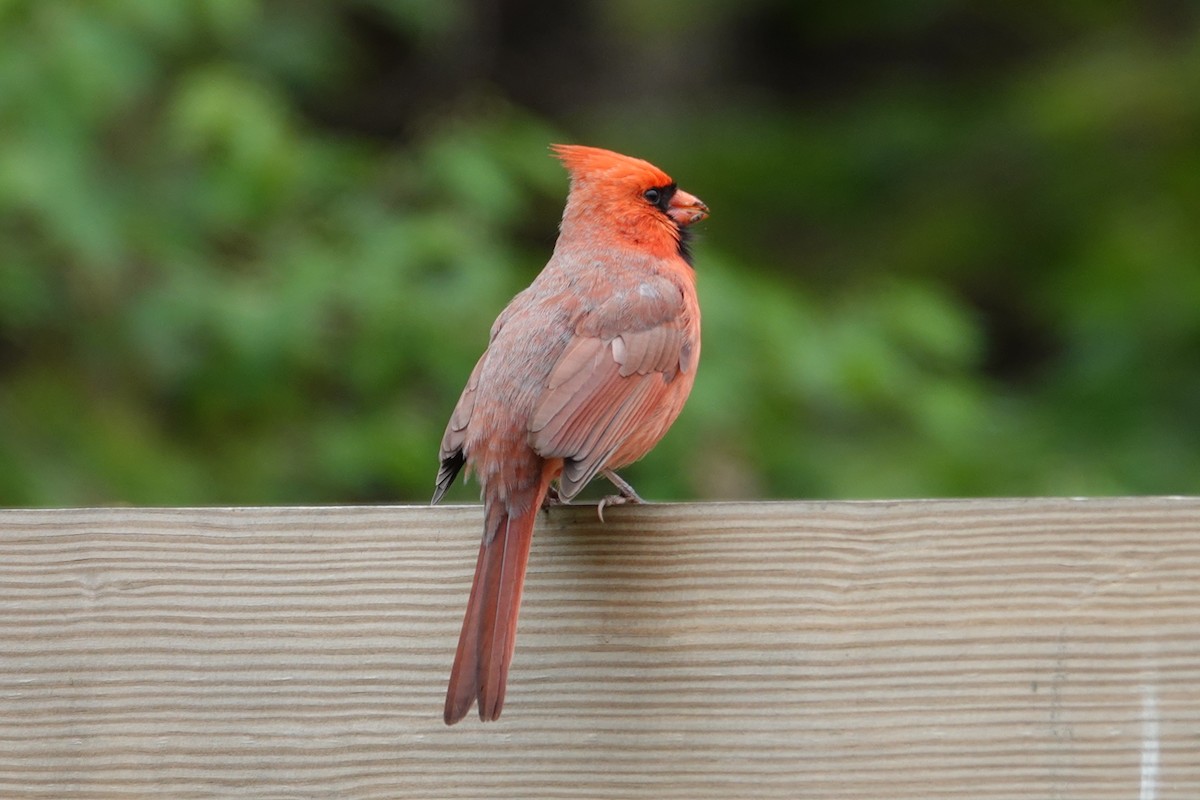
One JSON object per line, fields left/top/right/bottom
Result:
{"left": 550, "top": 144, "right": 673, "bottom": 188}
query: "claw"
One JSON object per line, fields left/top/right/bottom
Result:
{"left": 596, "top": 493, "right": 634, "bottom": 523}
{"left": 595, "top": 470, "right": 645, "bottom": 523}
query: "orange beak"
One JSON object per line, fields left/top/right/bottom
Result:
{"left": 667, "top": 188, "right": 709, "bottom": 227}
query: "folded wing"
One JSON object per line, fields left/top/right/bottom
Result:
{"left": 530, "top": 286, "right": 696, "bottom": 499}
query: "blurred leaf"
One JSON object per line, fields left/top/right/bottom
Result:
{"left": 1, "top": 0, "right": 1198, "bottom": 506}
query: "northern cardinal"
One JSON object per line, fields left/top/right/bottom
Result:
{"left": 433, "top": 144, "right": 708, "bottom": 724}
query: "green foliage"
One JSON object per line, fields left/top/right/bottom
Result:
{"left": 1, "top": 1, "right": 1197, "bottom": 506}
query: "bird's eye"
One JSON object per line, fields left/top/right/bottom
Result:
{"left": 643, "top": 188, "right": 661, "bottom": 205}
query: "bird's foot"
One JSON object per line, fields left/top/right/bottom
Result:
{"left": 596, "top": 470, "right": 645, "bottom": 522}
{"left": 541, "top": 485, "right": 563, "bottom": 514}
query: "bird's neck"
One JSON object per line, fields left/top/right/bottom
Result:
{"left": 558, "top": 205, "right": 685, "bottom": 265}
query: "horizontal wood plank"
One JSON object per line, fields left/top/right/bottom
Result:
{"left": 2, "top": 498, "right": 1199, "bottom": 798}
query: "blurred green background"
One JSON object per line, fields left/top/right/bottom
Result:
{"left": 1, "top": 0, "right": 1198, "bottom": 507}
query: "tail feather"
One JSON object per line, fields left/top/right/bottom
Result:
{"left": 444, "top": 498, "right": 541, "bottom": 724}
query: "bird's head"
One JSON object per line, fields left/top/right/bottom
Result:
{"left": 551, "top": 144, "right": 708, "bottom": 264}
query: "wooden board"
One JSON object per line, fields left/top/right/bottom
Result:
{"left": 2, "top": 498, "right": 1199, "bottom": 798}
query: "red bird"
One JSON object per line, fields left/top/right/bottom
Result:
{"left": 433, "top": 144, "right": 708, "bottom": 724}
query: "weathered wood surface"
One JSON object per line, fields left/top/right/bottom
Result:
{"left": 1, "top": 498, "right": 1198, "bottom": 799}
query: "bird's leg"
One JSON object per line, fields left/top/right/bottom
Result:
{"left": 540, "top": 484, "right": 563, "bottom": 514}
{"left": 602, "top": 469, "right": 645, "bottom": 502}
{"left": 596, "top": 469, "right": 646, "bottom": 522}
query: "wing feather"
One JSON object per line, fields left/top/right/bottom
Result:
{"left": 434, "top": 355, "right": 486, "bottom": 503}
{"left": 555, "top": 373, "right": 668, "bottom": 498}
{"left": 530, "top": 296, "right": 695, "bottom": 501}
{"left": 614, "top": 326, "right": 684, "bottom": 377}
{"left": 530, "top": 337, "right": 606, "bottom": 433}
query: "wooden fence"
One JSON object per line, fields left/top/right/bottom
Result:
{"left": 2, "top": 498, "right": 1199, "bottom": 798}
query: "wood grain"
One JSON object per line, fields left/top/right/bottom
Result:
{"left": 1, "top": 498, "right": 1198, "bottom": 798}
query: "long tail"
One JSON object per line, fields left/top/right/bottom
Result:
{"left": 444, "top": 491, "right": 544, "bottom": 724}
